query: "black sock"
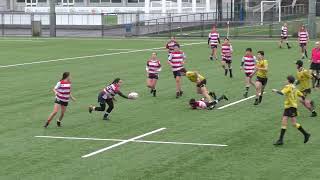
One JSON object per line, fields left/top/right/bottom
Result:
{"left": 286, "top": 43, "right": 290, "bottom": 48}
{"left": 104, "top": 112, "right": 109, "bottom": 118}
{"left": 224, "top": 69, "right": 228, "bottom": 76}
{"left": 305, "top": 49, "right": 308, "bottom": 58}
{"left": 217, "top": 96, "right": 224, "bottom": 101}
{"left": 245, "top": 87, "right": 249, "bottom": 92}
{"left": 259, "top": 95, "right": 263, "bottom": 102}
{"left": 229, "top": 69, "right": 233, "bottom": 78}
{"left": 298, "top": 126, "right": 308, "bottom": 136}
{"left": 279, "top": 128, "right": 286, "bottom": 141}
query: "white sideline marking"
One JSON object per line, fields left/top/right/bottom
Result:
{"left": 81, "top": 128, "right": 166, "bottom": 158}
{"left": 217, "top": 92, "right": 267, "bottom": 110}
{"left": 34, "top": 135, "right": 228, "bottom": 147}
{"left": 0, "top": 42, "right": 204, "bottom": 69}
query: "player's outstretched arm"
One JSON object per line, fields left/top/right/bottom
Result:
{"left": 272, "top": 89, "right": 284, "bottom": 95}
{"left": 118, "top": 91, "right": 129, "bottom": 99}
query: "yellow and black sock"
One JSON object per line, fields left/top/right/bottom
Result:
{"left": 296, "top": 123, "right": 308, "bottom": 136}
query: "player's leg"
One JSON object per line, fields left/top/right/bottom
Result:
{"left": 228, "top": 62, "right": 233, "bottom": 78}
{"left": 152, "top": 78, "right": 158, "bottom": 97}
{"left": 285, "top": 38, "right": 291, "bottom": 49}
{"left": 44, "top": 103, "right": 60, "bottom": 128}
{"left": 274, "top": 116, "right": 288, "bottom": 145}
{"left": 291, "top": 117, "right": 310, "bottom": 143}
{"left": 200, "top": 86, "right": 212, "bottom": 103}
{"left": 103, "top": 99, "right": 114, "bottom": 120}
{"left": 175, "top": 76, "right": 182, "bottom": 98}
{"left": 209, "top": 47, "right": 214, "bottom": 60}
{"left": 304, "top": 44, "right": 308, "bottom": 58}
{"left": 243, "top": 75, "right": 250, "bottom": 98}
{"left": 259, "top": 81, "right": 267, "bottom": 103}
{"left": 57, "top": 105, "right": 67, "bottom": 127}
{"left": 147, "top": 77, "right": 153, "bottom": 92}
{"left": 279, "top": 38, "right": 283, "bottom": 48}
{"left": 221, "top": 60, "right": 227, "bottom": 76}
{"left": 254, "top": 80, "right": 262, "bottom": 105}
{"left": 213, "top": 48, "right": 218, "bottom": 60}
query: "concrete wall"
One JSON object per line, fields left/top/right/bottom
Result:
{"left": 0, "top": 0, "right": 8, "bottom": 11}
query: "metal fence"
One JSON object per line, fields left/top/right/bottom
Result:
{"left": 0, "top": 3, "right": 315, "bottom": 38}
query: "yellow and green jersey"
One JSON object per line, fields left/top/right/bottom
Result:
{"left": 281, "top": 84, "right": 304, "bottom": 109}
{"left": 186, "top": 71, "right": 205, "bottom": 83}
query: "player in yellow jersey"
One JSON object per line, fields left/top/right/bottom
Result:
{"left": 252, "top": 51, "right": 268, "bottom": 105}
{"left": 295, "top": 60, "right": 317, "bottom": 117}
{"left": 272, "top": 75, "right": 311, "bottom": 146}
{"left": 186, "top": 71, "right": 228, "bottom": 108}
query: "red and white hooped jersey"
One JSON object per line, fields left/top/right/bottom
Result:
{"left": 298, "top": 30, "right": 309, "bottom": 44}
{"left": 242, "top": 55, "right": 256, "bottom": 74}
{"left": 168, "top": 51, "right": 186, "bottom": 72}
{"left": 208, "top": 31, "right": 220, "bottom": 46}
{"left": 281, "top": 26, "right": 288, "bottom": 37}
{"left": 221, "top": 43, "right": 233, "bottom": 61}
{"left": 195, "top": 100, "right": 208, "bottom": 109}
{"left": 166, "top": 40, "right": 178, "bottom": 53}
{"left": 146, "top": 59, "right": 162, "bottom": 74}
{"left": 55, "top": 80, "right": 71, "bottom": 102}
{"left": 102, "top": 84, "right": 120, "bottom": 99}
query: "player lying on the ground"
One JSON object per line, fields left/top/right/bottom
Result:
{"left": 146, "top": 52, "right": 162, "bottom": 97}
{"left": 189, "top": 93, "right": 228, "bottom": 110}
{"left": 44, "top": 72, "right": 76, "bottom": 128}
{"left": 295, "top": 60, "right": 317, "bottom": 117}
{"left": 88, "top": 78, "right": 133, "bottom": 120}
{"left": 272, "top": 75, "right": 311, "bottom": 146}
{"left": 221, "top": 38, "right": 233, "bottom": 78}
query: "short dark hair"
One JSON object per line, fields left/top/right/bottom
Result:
{"left": 61, "top": 72, "right": 70, "bottom": 80}
{"left": 112, "top": 78, "right": 121, "bottom": 84}
{"left": 246, "top": 48, "right": 252, "bottom": 52}
{"left": 257, "top": 51, "right": 265, "bottom": 56}
{"left": 287, "top": 75, "right": 295, "bottom": 84}
{"left": 224, "top": 37, "right": 229, "bottom": 41}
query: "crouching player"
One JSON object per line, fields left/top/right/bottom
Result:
{"left": 189, "top": 94, "right": 228, "bottom": 110}
{"left": 146, "top": 52, "right": 161, "bottom": 97}
{"left": 295, "top": 60, "right": 317, "bottom": 117}
{"left": 272, "top": 75, "right": 311, "bottom": 146}
{"left": 88, "top": 78, "right": 133, "bottom": 120}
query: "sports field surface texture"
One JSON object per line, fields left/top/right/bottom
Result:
{"left": 1, "top": 37, "right": 319, "bottom": 180}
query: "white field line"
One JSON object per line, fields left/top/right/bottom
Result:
{"left": 81, "top": 127, "right": 166, "bottom": 158}
{"left": 34, "top": 135, "right": 228, "bottom": 147}
{"left": 218, "top": 92, "right": 267, "bottom": 110}
{"left": 0, "top": 42, "right": 204, "bottom": 69}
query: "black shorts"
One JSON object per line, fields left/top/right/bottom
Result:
{"left": 310, "top": 62, "right": 320, "bottom": 70}
{"left": 245, "top": 72, "right": 253, "bottom": 77}
{"left": 197, "top": 79, "right": 207, "bottom": 88}
{"left": 98, "top": 92, "right": 107, "bottom": 104}
{"left": 55, "top": 99, "right": 68, "bottom": 107}
{"left": 283, "top": 107, "right": 298, "bottom": 117}
{"left": 210, "top": 45, "right": 218, "bottom": 49}
{"left": 148, "top": 73, "right": 159, "bottom": 79}
{"left": 222, "top": 59, "right": 232, "bottom": 64}
{"left": 300, "top": 43, "right": 307, "bottom": 48}
{"left": 302, "top": 88, "right": 311, "bottom": 95}
{"left": 256, "top": 77, "right": 268, "bottom": 86}
{"left": 173, "top": 68, "right": 187, "bottom": 78}
{"left": 281, "top": 36, "right": 288, "bottom": 40}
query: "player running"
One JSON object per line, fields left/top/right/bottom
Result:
{"left": 272, "top": 75, "right": 311, "bottom": 146}
{"left": 252, "top": 51, "right": 268, "bottom": 105}
{"left": 240, "top": 48, "right": 256, "bottom": 98}
{"left": 44, "top": 72, "right": 76, "bottom": 128}
{"left": 168, "top": 44, "right": 187, "bottom": 98}
{"left": 166, "top": 36, "right": 179, "bottom": 56}
{"left": 208, "top": 26, "right": 220, "bottom": 61}
{"left": 298, "top": 25, "right": 309, "bottom": 59}
{"left": 146, "top": 52, "right": 162, "bottom": 97}
{"left": 295, "top": 60, "right": 317, "bottom": 117}
{"left": 88, "top": 78, "right": 133, "bottom": 120}
{"left": 221, "top": 38, "right": 233, "bottom": 78}
{"left": 189, "top": 94, "right": 228, "bottom": 110}
{"left": 279, "top": 23, "right": 291, "bottom": 49}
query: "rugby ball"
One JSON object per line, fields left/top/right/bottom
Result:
{"left": 128, "top": 92, "right": 139, "bottom": 99}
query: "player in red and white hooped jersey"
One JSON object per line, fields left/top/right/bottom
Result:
{"left": 208, "top": 25, "right": 221, "bottom": 61}
{"left": 146, "top": 52, "right": 162, "bottom": 97}
{"left": 88, "top": 78, "right": 133, "bottom": 120}
{"left": 44, "top": 72, "right": 76, "bottom": 128}
{"left": 189, "top": 94, "right": 228, "bottom": 110}
{"left": 221, "top": 38, "right": 233, "bottom": 78}
{"left": 166, "top": 36, "right": 179, "bottom": 56}
{"left": 168, "top": 44, "right": 187, "bottom": 98}
{"left": 279, "top": 23, "right": 291, "bottom": 49}
{"left": 240, "top": 48, "right": 257, "bottom": 98}
{"left": 298, "top": 25, "right": 309, "bottom": 59}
